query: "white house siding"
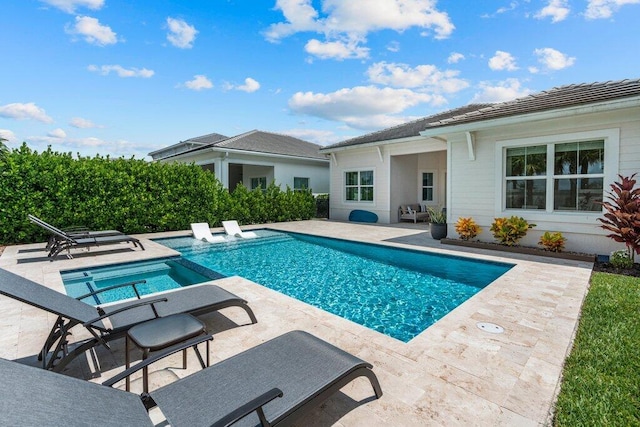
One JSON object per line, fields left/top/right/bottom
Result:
{"left": 329, "top": 146, "right": 390, "bottom": 222}
{"left": 447, "top": 106, "right": 640, "bottom": 255}
{"left": 272, "top": 160, "right": 330, "bottom": 194}
{"left": 160, "top": 150, "right": 330, "bottom": 193}
{"left": 328, "top": 138, "right": 446, "bottom": 222}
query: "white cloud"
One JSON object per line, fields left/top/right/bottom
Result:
{"left": 0, "top": 129, "right": 17, "bottom": 142}
{"left": 265, "top": 0, "right": 454, "bottom": 59}
{"left": 47, "top": 128, "right": 67, "bottom": 138}
{"left": 447, "top": 52, "right": 465, "bottom": 64}
{"left": 224, "top": 77, "right": 261, "bottom": 93}
{"left": 166, "top": 17, "right": 198, "bottom": 49}
{"left": 366, "top": 62, "right": 468, "bottom": 93}
{"left": 237, "top": 78, "right": 261, "bottom": 93}
{"left": 481, "top": 2, "right": 519, "bottom": 18}
{"left": 281, "top": 128, "right": 341, "bottom": 146}
{"left": 488, "top": 51, "right": 518, "bottom": 71}
{"left": 471, "top": 79, "right": 532, "bottom": 103}
{"left": 535, "top": 0, "right": 570, "bottom": 22}
{"left": 289, "top": 85, "right": 445, "bottom": 129}
{"left": 585, "top": 0, "right": 640, "bottom": 19}
{"left": 305, "top": 38, "right": 370, "bottom": 60}
{"left": 182, "top": 75, "right": 213, "bottom": 91}
{"left": 386, "top": 41, "right": 400, "bottom": 52}
{"left": 534, "top": 47, "right": 576, "bottom": 70}
{"left": 70, "top": 117, "right": 100, "bottom": 128}
{"left": 40, "top": 0, "right": 103, "bottom": 13}
{"left": 87, "top": 64, "right": 154, "bottom": 78}
{"left": 66, "top": 16, "right": 118, "bottom": 46}
{"left": 0, "top": 102, "right": 54, "bottom": 123}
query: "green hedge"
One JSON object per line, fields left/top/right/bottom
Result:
{"left": 0, "top": 144, "right": 316, "bottom": 245}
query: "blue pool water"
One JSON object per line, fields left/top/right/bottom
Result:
{"left": 155, "top": 230, "right": 512, "bottom": 342}
{"left": 61, "top": 257, "right": 224, "bottom": 305}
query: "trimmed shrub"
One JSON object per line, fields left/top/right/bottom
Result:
{"left": 0, "top": 143, "right": 316, "bottom": 244}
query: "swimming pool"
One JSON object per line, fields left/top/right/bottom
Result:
{"left": 156, "top": 230, "right": 512, "bottom": 342}
{"left": 61, "top": 257, "right": 224, "bottom": 305}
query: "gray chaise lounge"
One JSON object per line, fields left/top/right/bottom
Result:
{"left": 28, "top": 214, "right": 144, "bottom": 260}
{"left": 0, "top": 268, "right": 257, "bottom": 371}
{"left": 1, "top": 330, "right": 382, "bottom": 427}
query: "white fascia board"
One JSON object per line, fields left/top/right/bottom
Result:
{"left": 319, "top": 134, "right": 430, "bottom": 154}
{"left": 209, "top": 147, "right": 329, "bottom": 163}
{"left": 419, "top": 96, "right": 640, "bottom": 137}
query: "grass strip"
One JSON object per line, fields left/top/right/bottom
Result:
{"left": 554, "top": 272, "right": 640, "bottom": 426}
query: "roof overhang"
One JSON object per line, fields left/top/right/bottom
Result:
{"left": 160, "top": 145, "right": 329, "bottom": 163}
{"left": 419, "top": 96, "right": 640, "bottom": 138}
{"left": 319, "top": 134, "right": 437, "bottom": 154}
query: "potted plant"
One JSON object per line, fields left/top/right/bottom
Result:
{"left": 427, "top": 207, "right": 447, "bottom": 240}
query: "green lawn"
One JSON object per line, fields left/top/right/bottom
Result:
{"left": 554, "top": 272, "right": 640, "bottom": 426}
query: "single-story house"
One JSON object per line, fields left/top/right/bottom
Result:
{"left": 319, "top": 79, "right": 640, "bottom": 255}
{"left": 150, "top": 130, "right": 330, "bottom": 193}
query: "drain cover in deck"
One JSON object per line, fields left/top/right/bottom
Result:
{"left": 476, "top": 322, "right": 504, "bottom": 334}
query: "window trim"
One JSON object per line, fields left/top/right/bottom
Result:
{"left": 494, "top": 128, "right": 619, "bottom": 223}
{"left": 343, "top": 169, "right": 375, "bottom": 204}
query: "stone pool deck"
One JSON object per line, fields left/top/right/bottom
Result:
{"left": 0, "top": 220, "right": 593, "bottom": 426}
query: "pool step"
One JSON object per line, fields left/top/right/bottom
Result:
{"left": 91, "top": 262, "right": 171, "bottom": 281}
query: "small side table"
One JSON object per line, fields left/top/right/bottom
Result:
{"left": 125, "top": 313, "right": 212, "bottom": 392}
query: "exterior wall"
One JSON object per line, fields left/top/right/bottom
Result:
{"left": 160, "top": 150, "right": 329, "bottom": 193}
{"left": 328, "top": 138, "right": 446, "bottom": 223}
{"left": 447, "top": 106, "right": 640, "bottom": 255}
{"left": 328, "top": 146, "right": 389, "bottom": 222}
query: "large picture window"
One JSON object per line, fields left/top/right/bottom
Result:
{"left": 345, "top": 170, "right": 374, "bottom": 202}
{"left": 505, "top": 145, "right": 547, "bottom": 210}
{"left": 504, "top": 139, "right": 604, "bottom": 212}
{"left": 553, "top": 140, "right": 604, "bottom": 211}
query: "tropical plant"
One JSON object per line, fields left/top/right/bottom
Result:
{"left": 538, "top": 231, "right": 566, "bottom": 252}
{"left": 490, "top": 216, "right": 535, "bottom": 246}
{"left": 455, "top": 217, "right": 481, "bottom": 240}
{"left": 609, "top": 250, "right": 634, "bottom": 269}
{"left": 598, "top": 174, "right": 640, "bottom": 262}
{"left": 427, "top": 207, "right": 446, "bottom": 224}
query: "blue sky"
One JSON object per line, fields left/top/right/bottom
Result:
{"left": 1, "top": 0, "right": 638, "bottom": 159}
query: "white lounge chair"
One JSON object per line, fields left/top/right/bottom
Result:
{"left": 191, "top": 222, "right": 226, "bottom": 243}
{"left": 222, "top": 220, "right": 259, "bottom": 239}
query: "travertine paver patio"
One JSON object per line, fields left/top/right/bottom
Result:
{"left": 0, "top": 220, "right": 593, "bottom": 426}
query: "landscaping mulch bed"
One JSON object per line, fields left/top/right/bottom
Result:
{"left": 592, "top": 259, "right": 640, "bottom": 277}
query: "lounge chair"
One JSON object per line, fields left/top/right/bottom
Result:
{"left": 191, "top": 222, "right": 226, "bottom": 243}
{"left": 0, "top": 267, "right": 257, "bottom": 372}
{"left": 222, "top": 220, "right": 259, "bottom": 239}
{"left": 1, "top": 331, "right": 382, "bottom": 427}
{"left": 28, "top": 214, "right": 145, "bottom": 260}
{"left": 28, "top": 214, "right": 124, "bottom": 251}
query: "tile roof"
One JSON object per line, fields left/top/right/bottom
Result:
{"left": 182, "top": 130, "right": 328, "bottom": 160}
{"left": 427, "top": 79, "right": 640, "bottom": 128}
{"left": 321, "top": 104, "right": 492, "bottom": 150}
{"left": 322, "top": 78, "right": 640, "bottom": 150}
{"left": 183, "top": 132, "right": 228, "bottom": 144}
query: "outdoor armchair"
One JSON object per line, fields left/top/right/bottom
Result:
{"left": 1, "top": 330, "right": 382, "bottom": 427}
{"left": 0, "top": 268, "right": 257, "bottom": 372}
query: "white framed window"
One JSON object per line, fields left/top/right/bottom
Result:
{"left": 496, "top": 129, "right": 619, "bottom": 219}
{"left": 419, "top": 171, "right": 436, "bottom": 203}
{"left": 293, "top": 177, "right": 309, "bottom": 191}
{"left": 345, "top": 170, "right": 374, "bottom": 202}
{"left": 250, "top": 177, "right": 267, "bottom": 191}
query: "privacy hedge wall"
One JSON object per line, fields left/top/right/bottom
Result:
{"left": 0, "top": 144, "right": 315, "bottom": 245}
